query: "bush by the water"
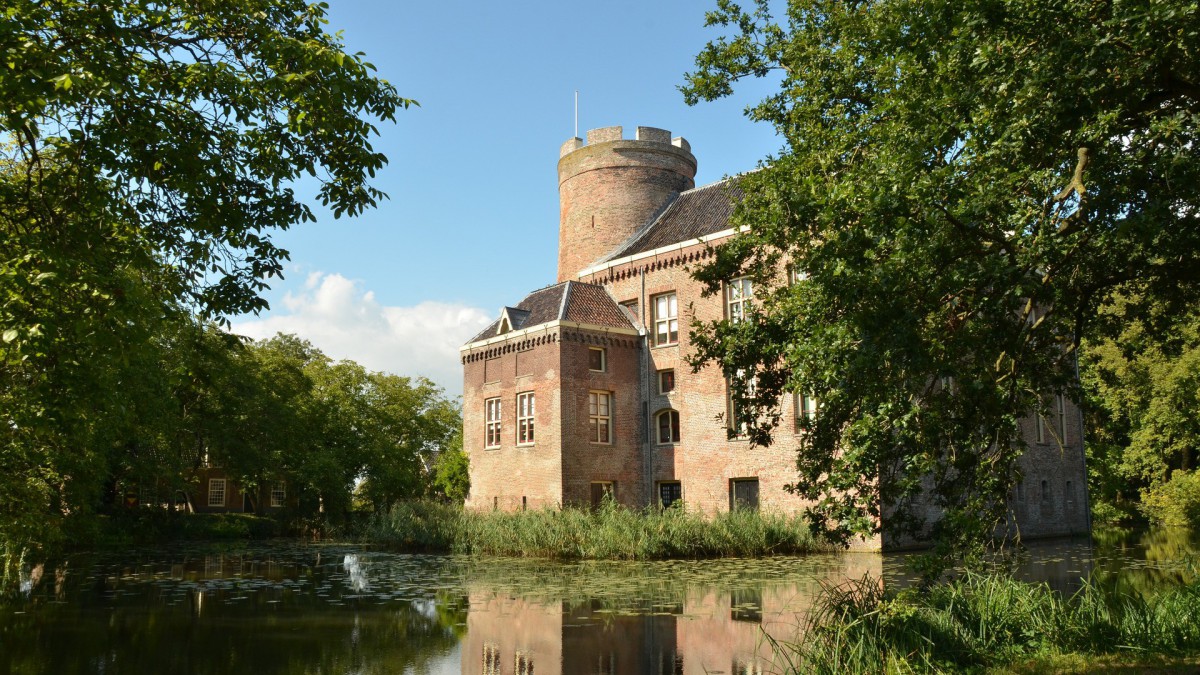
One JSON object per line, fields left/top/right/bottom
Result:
{"left": 363, "top": 499, "right": 825, "bottom": 559}
{"left": 1141, "top": 470, "right": 1200, "bottom": 529}
{"left": 778, "top": 571, "right": 1200, "bottom": 674}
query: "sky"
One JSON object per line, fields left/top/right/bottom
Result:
{"left": 231, "top": 0, "right": 786, "bottom": 395}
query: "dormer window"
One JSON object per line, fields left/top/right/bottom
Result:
{"left": 498, "top": 317, "right": 511, "bottom": 335}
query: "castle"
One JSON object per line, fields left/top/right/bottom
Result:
{"left": 460, "top": 125, "right": 1090, "bottom": 548}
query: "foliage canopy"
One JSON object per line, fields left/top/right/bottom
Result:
{"left": 1, "top": 0, "right": 412, "bottom": 556}
{"left": 683, "top": 0, "right": 1200, "bottom": 551}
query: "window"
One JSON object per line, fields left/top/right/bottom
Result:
{"left": 270, "top": 482, "right": 286, "bottom": 508}
{"left": 516, "top": 392, "right": 535, "bottom": 444}
{"left": 590, "top": 481, "right": 615, "bottom": 509}
{"left": 728, "top": 373, "right": 755, "bottom": 437}
{"left": 658, "top": 369, "right": 675, "bottom": 394}
{"left": 730, "top": 478, "right": 759, "bottom": 511}
{"left": 208, "top": 478, "right": 226, "bottom": 507}
{"left": 659, "top": 482, "right": 682, "bottom": 508}
{"left": 485, "top": 397, "right": 502, "bottom": 448}
{"left": 1041, "top": 479, "right": 1051, "bottom": 504}
{"left": 589, "top": 347, "right": 606, "bottom": 372}
{"left": 1036, "top": 408, "right": 1047, "bottom": 444}
{"left": 1015, "top": 480, "right": 1024, "bottom": 502}
{"left": 515, "top": 652, "right": 533, "bottom": 675}
{"left": 1056, "top": 393, "right": 1068, "bottom": 442}
{"left": 656, "top": 409, "right": 680, "bottom": 444}
{"left": 620, "top": 299, "right": 639, "bottom": 322}
{"left": 795, "top": 391, "right": 818, "bottom": 426}
{"left": 726, "top": 277, "right": 754, "bottom": 322}
{"left": 653, "top": 293, "right": 679, "bottom": 346}
{"left": 589, "top": 391, "right": 612, "bottom": 443}
{"left": 788, "top": 266, "right": 807, "bottom": 285}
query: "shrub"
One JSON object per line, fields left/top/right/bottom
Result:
{"left": 1140, "top": 470, "right": 1200, "bottom": 529}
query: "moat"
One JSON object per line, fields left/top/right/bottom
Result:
{"left": 2, "top": 529, "right": 1195, "bottom": 674}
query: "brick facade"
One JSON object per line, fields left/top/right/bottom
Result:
{"left": 462, "top": 125, "right": 1089, "bottom": 549}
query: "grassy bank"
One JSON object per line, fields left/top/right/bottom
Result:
{"left": 779, "top": 571, "right": 1200, "bottom": 674}
{"left": 362, "top": 500, "right": 826, "bottom": 559}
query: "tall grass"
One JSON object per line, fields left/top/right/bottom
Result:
{"left": 778, "top": 570, "right": 1200, "bottom": 674}
{"left": 362, "top": 499, "right": 825, "bottom": 559}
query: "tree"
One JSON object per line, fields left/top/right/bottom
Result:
{"left": 431, "top": 431, "right": 470, "bottom": 503}
{"left": 1082, "top": 289, "right": 1200, "bottom": 526}
{"left": 682, "top": 0, "right": 1200, "bottom": 554}
{"left": 1, "top": 0, "right": 409, "bottom": 554}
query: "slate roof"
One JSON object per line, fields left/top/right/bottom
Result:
{"left": 599, "top": 177, "right": 743, "bottom": 263}
{"left": 465, "top": 281, "right": 636, "bottom": 345}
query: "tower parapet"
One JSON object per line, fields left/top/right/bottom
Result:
{"left": 556, "top": 126, "right": 697, "bottom": 282}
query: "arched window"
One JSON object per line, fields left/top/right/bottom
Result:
{"left": 656, "top": 409, "right": 680, "bottom": 444}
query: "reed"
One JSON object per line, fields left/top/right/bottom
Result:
{"left": 362, "top": 499, "right": 824, "bottom": 559}
{"left": 778, "top": 569, "right": 1200, "bottom": 674}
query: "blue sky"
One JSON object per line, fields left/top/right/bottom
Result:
{"left": 232, "top": 0, "right": 784, "bottom": 394}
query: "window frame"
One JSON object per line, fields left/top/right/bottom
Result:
{"left": 726, "top": 277, "right": 754, "bottom": 323}
{"left": 730, "top": 478, "right": 760, "bottom": 511}
{"left": 658, "top": 481, "right": 682, "bottom": 508}
{"left": 269, "top": 481, "right": 286, "bottom": 508}
{"left": 516, "top": 391, "right": 535, "bottom": 445}
{"left": 727, "top": 373, "right": 755, "bottom": 438}
{"left": 208, "top": 478, "right": 226, "bottom": 507}
{"left": 588, "top": 390, "right": 613, "bottom": 444}
{"left": 658, "top": 369, "right": 675, "bottom": 394}
{"left": 485, "top": 397, "right": 502, "bottom": 449}
{"left": 794, "top": 391, "right": 817, "bottom": 429}
{"left": 655, "top": 409, "right": 681, "bottom": 445}
{"left": 588, "top": 346, "right": 606, "bottom": 372}
{"left": 652, "top": 292, "right": 679, "bottom": 347}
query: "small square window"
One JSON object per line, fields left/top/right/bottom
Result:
{"left": 658, "top": 369, "right": 675, "bottom": 394}
{"left": 589, "top": 347, "right": 606, "bottom": 372}
{"left": 659, "top": 482, "right": 682, "bottom": 508}
{"left": 730, "top": 478, "right": 759, "bottom": 511}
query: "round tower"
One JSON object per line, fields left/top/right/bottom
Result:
{"left": 557, "top": 125, "right": 697, "bottom": 282}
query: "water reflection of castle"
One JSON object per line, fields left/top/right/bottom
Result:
{"left": 461, "top": 556, "right": 881, "bottom": 675}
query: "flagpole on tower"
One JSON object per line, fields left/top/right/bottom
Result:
{"left": 574, "top": 90, "right": 579, "bottom": 138}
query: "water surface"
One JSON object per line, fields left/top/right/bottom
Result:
{"left": 2, "top": 529, "right": 1194, "bottom": 674}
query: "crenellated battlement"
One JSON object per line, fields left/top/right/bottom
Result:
{"left": 555, "top": 125, "right": 697, "bottom": 282}
{"left": 559, "top": 125, "right": 690, "bottom": 158}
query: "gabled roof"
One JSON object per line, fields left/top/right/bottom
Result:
{"left": 465, "top": 281, "right": 636, "bottom": 346}
{"left": 599, "top": 177, "right": 743, "bottom": 262}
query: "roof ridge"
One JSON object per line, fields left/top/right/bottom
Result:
{"left": 558, "top": 280, "right": 573, "bottom": 321}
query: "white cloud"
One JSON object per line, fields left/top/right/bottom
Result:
{"left": 231, "top": 272, "right": 492, "bottom": 396}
